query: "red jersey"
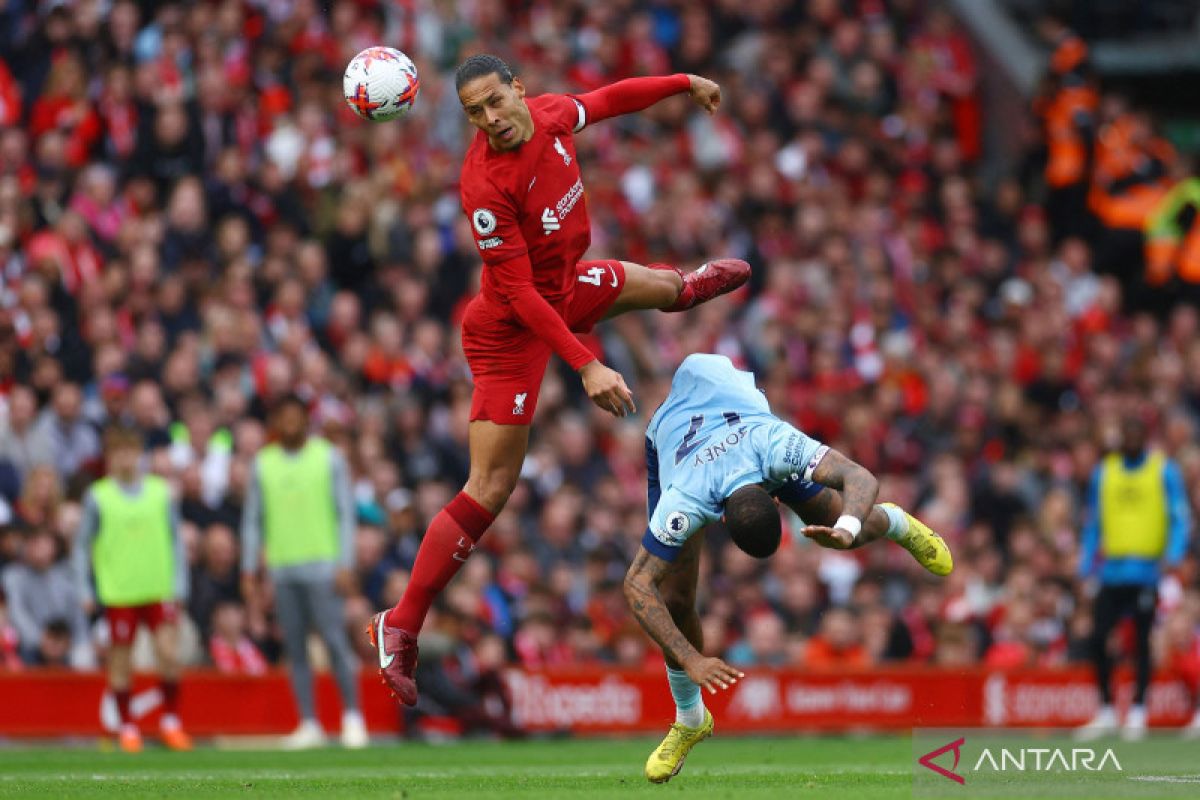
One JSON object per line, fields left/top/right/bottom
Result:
{"left": 457, "top": 74, "right": 691, "bottom": 371}
{"left": 462, "top": 94, "right": 590, "bottom": 307}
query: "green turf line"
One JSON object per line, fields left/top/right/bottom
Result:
{"left": 0, "top": 737, "right": 913, "bottom": 799}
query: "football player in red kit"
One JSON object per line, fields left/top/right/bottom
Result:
{"left": 370, "top": 54, "right": 749, "bottom": 705}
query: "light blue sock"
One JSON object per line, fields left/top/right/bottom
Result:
{"left": 883, "top": 504, "right": 910, "bottom": 542}
{"left": 666, "top": 666, "right": 705, "bottom": 728}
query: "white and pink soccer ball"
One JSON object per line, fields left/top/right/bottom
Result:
{"left": 342, "top": 47, "right": 420, "bottom": 122}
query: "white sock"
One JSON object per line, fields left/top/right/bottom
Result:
{"left": 666, "top": 666, "right": 705, "bottom": 728}
{"left": 160, "top": 713, "right": 181, "bottom": 731}
{"left": 882, "top": 505, "right": 910, "bottom": 542}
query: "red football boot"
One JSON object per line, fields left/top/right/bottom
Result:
{"left": 368, "top": 611, "right": 419, "bottom": 706}
{"left": 662, "top": 259, "right": 750, "bottom": 312}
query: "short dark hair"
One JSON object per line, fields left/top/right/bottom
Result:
{"left": 103, "top": 423, "right": 143, "bottom": 451}
{"left": 44, "top": 618, "right": 71, "bottom": 638}
{"left": 272, "top": 393, "right": 308, "bottom": 417}
{"left": 723, "top": 485, "right": 781, "bottom": 559}
{"left": 455, "top": 53, "right": 514, "bottom": 92}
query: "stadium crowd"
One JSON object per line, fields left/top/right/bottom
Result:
{"left": 0, "top": 0, "right": 1198, "bottom": 722}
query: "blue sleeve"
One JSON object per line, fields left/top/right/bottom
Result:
{"left": 761, "top": 421, "right": 827, "bottom": 487}
{"left": 1163, "top": 460, "right": 1191, "bottom": 566}
{"left": 646, "top": 487, "right": 713, "bottom": 558}
{"left": 772, "top": 475, "right": 823, "bottom": 505}
{"left": 1078, "top": 467, "right": 1101, "bottom": 579}
{"left": 646, "top": 437, "right": 661, "bottom": 518}
{"left": 641, "top": 529, "right": 680, "bottom": 562}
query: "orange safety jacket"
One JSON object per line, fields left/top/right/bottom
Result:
{"left": 1088, "top": 116, "right": 1175, "bottom": 230}
{"left": 1042, "top": 85, "right": 1097, "bottom": 188}
{"left": 1145, "top": 179, "right": 1200, "bottom": 285}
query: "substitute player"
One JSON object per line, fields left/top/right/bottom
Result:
{"left": 371, "top": 55, "right": 750, "bottom": 704}
{"left": 1076, "top": 416, "right": 1190, "bottom": 740}
{"left": 623, "top": 354, "right": 953, "bottom": 782}
{"left": 72, "top": 425, "right": 191, "bottom": 752}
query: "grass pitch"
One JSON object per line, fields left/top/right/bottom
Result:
{"left": 0, "top": 736, "right": 913, "bottom": 799}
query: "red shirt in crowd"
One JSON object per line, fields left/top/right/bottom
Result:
{"left": 209, "top": 635, "right": 268, "bottom": 675}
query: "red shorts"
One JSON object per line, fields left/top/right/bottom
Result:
{"left": 464, "top": 260, "right": 625, "bottom": 424}
{"left": 106, "top": 602, "right": 178, "bottom": 646}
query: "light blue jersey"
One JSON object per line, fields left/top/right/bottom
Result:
{"left": 643, "top": 354, "right": 828, "bottom": 561}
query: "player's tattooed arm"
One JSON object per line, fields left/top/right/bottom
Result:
{"left": 624, "top": 548, "right": 700, "bottom": 667}
{"left": 624, "top": 546, "right": 744, "bottom": 693}
{"left": 809, "top": 448, "right": 879, "bottom": 525}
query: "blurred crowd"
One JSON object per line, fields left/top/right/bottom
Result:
{"left": 0, "top": 0, "right": 1198, "bottom": 715}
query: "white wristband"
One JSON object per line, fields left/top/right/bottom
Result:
{"left": 835, "top": 515, "right": 862, "bottom": 540}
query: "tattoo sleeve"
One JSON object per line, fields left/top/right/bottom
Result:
{"left": 810, "top": 448, "right": 879, "bottom": 524}
{"left": 624, "top": 547, "right": 702, "bottom": 667}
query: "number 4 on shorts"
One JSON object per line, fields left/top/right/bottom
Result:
{"left": 578, "top": 266, "right": 605, "bottom": 286}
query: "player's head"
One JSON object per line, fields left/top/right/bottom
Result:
{"left": 271, "top": 393, "right": 309, "bottom": 448}
{"left": 455, "top": 53, "right": 532, "bottom": 152}
{"left": 103, "top": 424, "right": 143, "bottom": 480}
{"left": 723, "top": 485, "right": 781, "bottom": 559}
{"left": 1120, "top": 415, "right": 1148, "bottom": 458}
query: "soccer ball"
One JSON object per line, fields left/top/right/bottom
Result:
{"left": 343, "top": 47, "right": 420, "bottom": 122}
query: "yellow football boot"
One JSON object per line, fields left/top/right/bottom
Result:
{"left": 644, "top": 709, "right": 713, "bottom": 783}
{"left": 883, "top": 503, "right": 953, "bottom": 576}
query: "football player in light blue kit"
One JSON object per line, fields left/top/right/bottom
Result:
{"left": 626, "top": 354, "right": 953, "bottom": 783}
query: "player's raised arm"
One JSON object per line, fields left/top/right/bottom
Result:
{"left": 623, "top": 547, "right": 743, "bottom": 694}
{"left": 573, "top": 74, "right": 720, "bottom": 128}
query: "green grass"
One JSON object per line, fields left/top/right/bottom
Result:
{"left": 0, "top": 736, "right": 914, "bottom": 799}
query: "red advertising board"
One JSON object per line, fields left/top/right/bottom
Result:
{"left": 0, "top": 666, "right": 1193, "bottom": 737}
{"left": 0, "top": 670, "right": 404, "bottom": 737}
{"left": 505, "top": 666, "right": 1196, "bottom": 733}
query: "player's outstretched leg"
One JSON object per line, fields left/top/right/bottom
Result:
{"left": 603, "top": 261, "right": 750, "bottom": 319}
{"left": 370, "top": 489, "right": 495, "bottom": 704}
{"left": 830, "top": 502, "right": 954, "bottom": 576}
{"left": 878, "top": 503, "right": 954, "bottom": 576}
{"left": 789, "top": 489, "right": 953, "bottom": 576}
{"left": 651, "top": 260, "right": 750, "bottom": 312}
{"left": 372, "top": 421, "right": 526, "bottom": 705}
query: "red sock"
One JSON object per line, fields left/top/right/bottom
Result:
{"left": 649, "top": 263, "right": 694, "bottom": 311}
{"left": 115, "top": 689, "right": 131, "bottom": 725}
{"left": 161, "top": 680, "right": 180, "bottom": 716}
{"left": 386, "top": 492, "right": 495, "bottom": 632}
